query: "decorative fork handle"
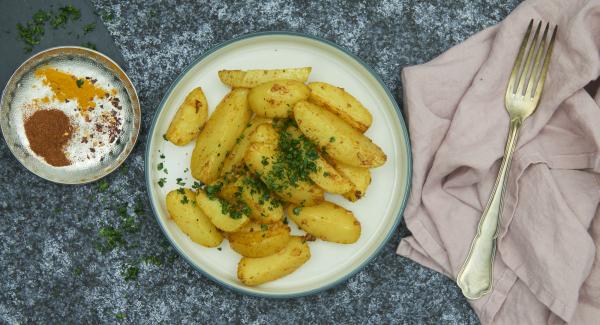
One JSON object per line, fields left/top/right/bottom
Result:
{"left": 456, "top": 118, "right": 521, "bottom": 299}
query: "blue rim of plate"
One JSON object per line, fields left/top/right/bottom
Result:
{"left": 144, "top": 31, "right": 413, "bottom": 298}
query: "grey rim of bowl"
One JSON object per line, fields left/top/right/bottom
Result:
{"left": 144, "top": 31, "right": 413, "bottom": 298}
{"left": 0, "top": 46, "right": 141, "bottom": 185}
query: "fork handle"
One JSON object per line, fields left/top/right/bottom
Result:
{"left": 456, "top": 118, "right": 521, "bottom": 300}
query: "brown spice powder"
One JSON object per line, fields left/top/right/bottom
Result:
{"left": 24, "top": 109, "right": 73, "bottom": 167}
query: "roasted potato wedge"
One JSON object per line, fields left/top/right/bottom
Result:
{"left": 220, "top": 118, "right": 272, "bottom": 177}
{"left": 285, "top": 126, "right": 353, "bottom": 194}
{"left": 229, "top": 222, "right": 291, "bottom": 257}
{"left": 244, "top": 142, "right": 324, "bottom": 206}
{"left": 191, "top": 89, "right": 251, "bottom": 184}
{"left": 248, "top": 80, "right": 310, "bottom": 118}
{"left": 219, "top": 67, "right": 312, "bottom": 88}
{"left": 287, "top": 201, "right": 361, "bottom": 244}
{"left": 220, "top": 174, "right": 284, "bottom": 223}
{"left": 250, "top": 123, "right": 279, "bottom": 144}
{"left": 166, "top": 189, "right": 223, "bottom": 247}
{"left": 308, "top": 82, "right": 372, "bottom": 132}
{"left": 165, "top": 87, "right": 209, "bottom": 145}
{"left": 237, "top": 236, "right": 310, "bottom": 286}
{"left": 195, "top": 188, "right": 249, "bottom": 232}
{"left": 332, "top": 161, "right": 371, "bottom": 201}
{"left": 293, "top": 101, "right": 386, "bottom": 168}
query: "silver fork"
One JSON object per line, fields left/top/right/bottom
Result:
{"left": 456, "top": 20, "right": 558, "bottom": 300}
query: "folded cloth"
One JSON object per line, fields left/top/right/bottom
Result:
{"left": 397, "top": 0, "right": 600, "bottom": 323}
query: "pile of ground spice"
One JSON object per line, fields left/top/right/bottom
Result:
{"left": 34, "top": 66, "right": 110, "bottom": 114}
{"left": 24, "top": 109, "right": 73, "bottom": 167}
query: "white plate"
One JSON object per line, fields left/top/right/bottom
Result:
{"left": 145, "top": 32, "right": 412, "bottom": 297}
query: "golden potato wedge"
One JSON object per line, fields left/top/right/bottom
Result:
{"left": 165, "top": 87, "right": 209, "bottom": 145}
{"left": 244, "top": 142, "right": 324, "bottom": 206}
{"left": 332, "top": 161, "right": 371, "bottom": 201}
{"left": 166, "top": 189, "right": 223, "bottom": 247}
{"left": 308, "top": 82, "right": 372, "bottom": 132}
{"left": 220, "top": 174, "right": 284, "bottom": 223}
{"left": 219, "top": 67, "right": 312, "bottom": 88}
{"left": 249, "top": 123, "right": 279, "bottom": 144}
{"left": 220, "top": 118, "right": 272, "bottom": 177}
{"left": 195, "top": 188, "right": 249, "bottom": 232}
{"left": 285, "top": 126, "right": 353, "bottom": 194}
{"left": 287, "top": 201, "right": 361, "bottom": 244}
{"left": 248, "top": 80, "right": 310, "bottom": 118}
{"left": 229, "top": 222, "right": 291, "bottom": 257}
{"left": 237, "top": 236, "right": 310, "bottom": 286}
{"left": 293, "top": 101, "right": 386, "bottom": 168}
{"left": 191, "top": 89, "right": 251, "bottom": 184}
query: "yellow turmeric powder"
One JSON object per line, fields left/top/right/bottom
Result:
{"left": 34, "top": 67, "right": 110, "bottom": 113}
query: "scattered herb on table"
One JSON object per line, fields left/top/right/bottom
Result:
{"left": 115, "top": 312, "right": 126, "bottom": 320}
{"left": 142, "top": 255, "right": 163, "bottom": 266}
{"left": 97, "top": 226, "right": 125, "bottom": 252}
{"left": 81, "top": 42, "right": 97, "bottom": 50}
{"left": 98, "top": 179, "right": 110, "bottom": 192}
{"left": 83, "top": 22, "right": 96, "bottom": 34}
{"left": 15, "top": 6, "right": 86, "bottom": 52}
{"left": 99, "top": 9, "right": 114, "bottom": 22}
{"left": 122, "top": 265, "right": 139, "bottom": 281}
{"left": 73, "top": 266, "right": 83, "bottom": 276}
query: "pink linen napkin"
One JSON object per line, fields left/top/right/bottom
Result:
{"left": 397, "top": 0, "right": 600, "bottom": 323}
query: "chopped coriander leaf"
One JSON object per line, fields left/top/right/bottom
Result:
{"left": 73, "top": 266, "right": 83, "bottom": 276}
{"left": 184, "top": 168, "right": 189, "bottom": 173}
{"left": 98, "top": 179, "right": 109, "bottom": 192}
{"left": 115, "top": 312, "right": 126, "bottom": 320}
{"left": 159, "top": 153, "right": 165, "bottom": 159}
{"left": 329, "top": 136, "right": 336, "bottom": 142}
{"left": 100, "top": 9, "right": 114, "bottom": 21}
{"left": 81, "top": 42, "right": 97, "bottom": 50}
{"left": 157, "top": 162, "right": 163, "bottom": 170}
{"left": 157, "top": 178, "right": 166, "bottom": 187}
{"left": 192, "top": 181, "right": 203, "bottom": 190}
{"left": 83, "top": 22, "right": 95, "bottom": 34}
{"left": 217, "top": 247, "right": 222, "bottom": 251}
{"left": 323, "top": 171, "right": 330, "bottom": 177}
{"left": 261, "top": 156, "right": 269, "bottom": 166}
{"left": 76, "top": 79, "right": 84, "bottom": 88}
{"left": 205, "top": 182, "right": 223, "bottom": 199}
{"left": 143, "top": 255, "right": 163, "bottom": 266}
{"left": 177, "top": 188, "right": 185, "bottom": 194}
{"left": 163, "top": 168, "right": 168, "bottom": 174}
{"left": 98, "top": 226, "right": 125, "bottom": 252}
{"left": 162, "top": 134, "right": 168, "bottom": 140}
{"left": 180, "top": 195, "right": 189, "bottom": 204}
{"left": 293, "top": 207, "right": 301, "bottom": 215}
{"left": 260, "top": 224, "right": 268, "bottom": 231}
{"left": 122, "top": 265, "right": 139, "bottom": 281}
{"left": 134, "top": 199, "right": 145, "bottom": 216}
{"left": 176, "top": 178, "right": 185, "bottom": 186}
{"left": 33, "top": 10, "right": 50, "bottom": 24}
{"left": 119, "top": 165, "right": 129, "bottom": 175}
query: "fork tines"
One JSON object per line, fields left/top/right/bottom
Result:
{"left": 508, "top": 20, "right": 558, "bottom": 100}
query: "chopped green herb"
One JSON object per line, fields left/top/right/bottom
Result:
{"left": 98, "top": 179, "right": 109, "bottom": 192}
{"left": 115, "top": 312, "right": 126, "bottom": 320}
{"left": 142, "top": 255, "right": 163, "bottom": 266}
{"left": 122, "top": 265, "right": 139, "bottom": 281}
{"left": 192, "top": 181, "right": 203, "bottom": 190}
{"left": 160, "top": 153, "right": 165, "bottom": 159}
{"left": 283, "top": 217, "right": 288, "bottom": 224}
{"left": 205, "top": 182, "right": 223, "bottom": 199}
{"left": 176, "top": 178, "right": 185, "bottom": 186}
{"left": 73, "top": 266, "right": 83, "bottom": 276}
{"left": 119, "top": 165, "right": 129, "bottom": 175}
{"left": 323, "top": 171, "right": 330, "bottom": 177}
{"left": 83, "top": 22, "right": 95, "bottom": 34}
{"left": 157, "top": 178, "right": 166, "bottom": 187}
{"left": 217, "top": 247, "right": 222, "bottom": 251}
{"left": 134, "top": 199, "right": 145, "bottom": 216}
{"left": 81, "top": 42, "right": 97, "bottom": 50}
{"left": 329, "top": 136, "right": 336, "bottom": 142}
{"left": 177, "top": 188, "right": 185, "bottom": 194}
{"left": 184, "top": 168, "right": 189, "bottom": 173}
{"left": 293, "top": 207, "right": 301, "bottom": 215}
{"left": 99, "top": 9, "right": 114, "bottom": 22}
{"left": 260, "top": 224, "right": 268, "bottom": 231}
{"left": 180, "top": 195, "right": 189, "bottom": 204}
{"left": 163, "top": 168, "right": 168, "bottom": 174}
{"left": 76, "top": 79, "right": 84, "bottom": 88}
{"left": 157, "top": 162, "right": 163, "bottom": 170}
{"left": 97, "top": 226, "right": 125, "bottom": 252}
{"left": 163, "top": 134, "right": 168, "bottom": 141}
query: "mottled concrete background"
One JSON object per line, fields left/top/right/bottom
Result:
{"left": 0, "top": 0, "right": 522, "bottom": 323}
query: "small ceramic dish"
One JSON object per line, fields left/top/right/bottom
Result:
{"left": 0, "top": 46, "right": 140, "bottom": 184}
{"left": 145, "top": 32, "right": 412, "bottom": 297}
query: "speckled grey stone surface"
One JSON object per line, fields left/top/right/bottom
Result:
{"left": 0, "top": 0, "right": 523, "bottom": 323}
